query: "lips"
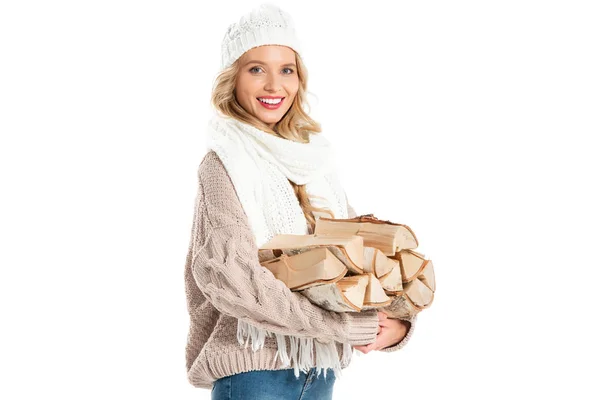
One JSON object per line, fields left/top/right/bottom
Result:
{"left": 256, "top": 97, "right": 284, "bottom": 110}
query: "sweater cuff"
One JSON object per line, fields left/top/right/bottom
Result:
{"left": 379, "top": 315, "right": 417, "bottom": 352}
{"left": 344, "top": 309, "right": 380, "bottom": 346}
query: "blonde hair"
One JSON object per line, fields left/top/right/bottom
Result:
{"left": 210, "top": 50, "right": 335, "bottom": 232}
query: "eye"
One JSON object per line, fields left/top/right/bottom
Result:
{"left": 249, "top": 66, "right": 295, "bottom": 75}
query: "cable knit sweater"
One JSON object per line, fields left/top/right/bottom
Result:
{"left": 184, "top": 150, "right": 417, "bottom": 389}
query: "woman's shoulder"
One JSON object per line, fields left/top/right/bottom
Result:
{"left": 197, "top": 150, "right": 237, "bottom": 192}
{"left": 198, "top": 150, "right": 226, "bottom": 180}
{"left": 196, "top": 150, "right": 248, "bottom": 227}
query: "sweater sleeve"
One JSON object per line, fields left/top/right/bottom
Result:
{"left": 344, "top": 191, "right": 418, "bottom": 352}
{"left": 188, "top": 153, "right": 380, "bottom": 346}
{"left": 379, "top": 314, "right": 417, "bottom": 352}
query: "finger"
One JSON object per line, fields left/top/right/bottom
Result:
{"left": 353, "top": 345, "right": 366, "bottom": 352}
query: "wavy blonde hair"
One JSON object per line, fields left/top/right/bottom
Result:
{"left": 210, "top": 49, "right": 335, "bottom": 232}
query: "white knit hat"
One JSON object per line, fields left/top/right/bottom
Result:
{"left": 220, "top": 3, "right": 303, "bottom": 71}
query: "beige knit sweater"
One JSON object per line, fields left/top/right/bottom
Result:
{"left": 184, "top": 150, "right": 417, "bottom": 389}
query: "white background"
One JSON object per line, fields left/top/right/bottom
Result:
{"left": 1, "top": 0, "right": 599, "bottom": 399}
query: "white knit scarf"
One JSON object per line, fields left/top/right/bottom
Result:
{"left": 206, "top": 113, "right": 352, "bottom": 380}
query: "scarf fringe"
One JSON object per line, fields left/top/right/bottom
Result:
{"left": 236, "top": 319, "right": 353, "bottom": 381}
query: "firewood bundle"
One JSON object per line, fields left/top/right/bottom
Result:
{"left": 258, "top": 214, "right": 435, "bottom": 318}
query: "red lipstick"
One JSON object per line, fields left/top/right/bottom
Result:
{"left": 256, "top": 96, "right": 284, "bottom": 110}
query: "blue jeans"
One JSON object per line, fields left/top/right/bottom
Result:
{"left": 211, "top": 367, "right": 336, "bottom": 400}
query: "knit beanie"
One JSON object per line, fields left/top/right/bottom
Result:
{"left": 220, "top": 2, "right": 303, "bottom": 71}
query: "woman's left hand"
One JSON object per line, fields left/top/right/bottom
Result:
{"left": 353, "top": 312, "right": 410, "bottom": 354}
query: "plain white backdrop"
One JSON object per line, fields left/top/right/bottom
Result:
{"left": 1, "top": 0, "right": 599, "bottom": 399}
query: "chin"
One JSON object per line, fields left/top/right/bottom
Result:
{"left": 256, "top": 113, "right": 281, "bottom": 125}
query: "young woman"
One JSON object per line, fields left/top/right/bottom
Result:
{"left": 184, "top": 4, "right": 416, "bottom": 399}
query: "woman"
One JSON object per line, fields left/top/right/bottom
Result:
{"left": 184, "top": 3, "right": 417, "bottom": 399}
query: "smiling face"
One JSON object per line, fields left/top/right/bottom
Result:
{"left": 235, "top": 45, "right": 299, "bottom": 129}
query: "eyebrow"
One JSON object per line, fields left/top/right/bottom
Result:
{"left": 244, "top": 60, "right": 296, "bottom": 68}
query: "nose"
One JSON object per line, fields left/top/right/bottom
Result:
{"left": 263, "top": 70, "right": 283, "bottom": 92}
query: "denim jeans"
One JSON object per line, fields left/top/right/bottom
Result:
{"left": 211, "top": 367, "right": 336, "bottom": 400}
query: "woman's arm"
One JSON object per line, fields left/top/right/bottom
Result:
{"left": 189, "top": 153, "right": 380, "bottom": 346}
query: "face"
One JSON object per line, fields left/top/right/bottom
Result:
{"left": 235, "top": 45, "right": 299, "bottom": 129}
